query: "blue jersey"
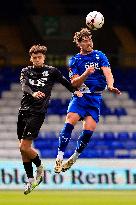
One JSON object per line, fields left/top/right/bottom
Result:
{"left": 69, "top": 50, "right": 110, "bottom": 93}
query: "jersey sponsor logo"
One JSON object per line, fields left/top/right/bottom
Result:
{"left": 29, "top": 79, "right": 46, "bottom": 87}
{"left": 28, "top": 71, "right": 49, "bottom": 87}
{"left": 85, "top": 62, "right": 100, "bottom": 70}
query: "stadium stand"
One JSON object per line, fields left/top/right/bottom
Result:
{"left": 0, "top": 67, "right": 136, "bottom": 159}
{"left": 0, "top": 0, "right": 136, "bottom": 160}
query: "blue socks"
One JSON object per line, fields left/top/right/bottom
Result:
{"left": 76, "top": 130, "right": 93, "bottom": 153}
{"left": 58, "top": 125, "right": 93, "bottom": 155}
{"left": 58, "top": 123, "right": 74, "bottom": 152}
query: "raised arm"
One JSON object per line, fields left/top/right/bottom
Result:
{"left": 58, "top": 75, "right": 77, "bottom": 93}
{"left": 53, "top": 68, "right": 77, "bottom": 93}
{"left": 70, "top": 66, "right": 95, "bottom": 88}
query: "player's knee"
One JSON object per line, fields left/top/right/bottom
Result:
{"left": 19, "top": 143, "right": 28, "bottom": 153}
{"left": 83, "top": 117, "right": 97, "bottom": 131}
{"left": 66, "top": 113, "right": 79, "bottom": 125}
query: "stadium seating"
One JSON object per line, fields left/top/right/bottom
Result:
{"left": 0, "top": 67, "right": 136, "bottom": 159}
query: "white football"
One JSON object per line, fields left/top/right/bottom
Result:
{"left": 86, "top": 11, "right": 104, "bottom": 30}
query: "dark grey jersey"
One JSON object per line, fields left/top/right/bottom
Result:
{"left": 19, "top": 65, "right": 75, "bottom": 113}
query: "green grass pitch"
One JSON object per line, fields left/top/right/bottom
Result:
{"left": 0, "top": 190, "right": 136, "bottom": 205}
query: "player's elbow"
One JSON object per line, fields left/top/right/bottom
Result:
{"left": 71, "top": 80, "right": 80, "bottom": 88}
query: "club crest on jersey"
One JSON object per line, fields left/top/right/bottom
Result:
{"left": 42, "top": 71, "right": 49, "bottom": 76}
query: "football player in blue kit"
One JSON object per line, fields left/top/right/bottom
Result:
{"left": 54, "top": 28, "right": 121, "bottom": 173}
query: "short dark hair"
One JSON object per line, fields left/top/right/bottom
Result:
{"left": 73, "top": 28, "right": 92, "bottom": 44}
{"left": 29, "top": 44, "right": 47, "bottom": 56}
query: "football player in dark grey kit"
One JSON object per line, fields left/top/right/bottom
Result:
{"left": 17, "top": 45, "right": 79, "bottom": 195}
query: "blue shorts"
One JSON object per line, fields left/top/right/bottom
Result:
{"left": 67, "top": 93, "right": 102, "bottom": 123}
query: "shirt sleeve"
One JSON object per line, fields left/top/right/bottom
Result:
{"left": 53, "top": 68, "right": 77, "bottom": 93}
{"left": 99, "top": 51, "right": 110, "bottom": 67}
{"left": 20, "top": 68, "right": 34, "bottom": 95}
{"left": 68, "top": 56, "right": 79, "bottom": 78}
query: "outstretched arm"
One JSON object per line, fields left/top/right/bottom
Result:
{"left": 101, "top": 66, "right": 121, "bottom": 95}
{"left": 54, "top": 68, "right": 83, "bottom": 97}
{"left": 54, "top": 68, "right": 77, "bottom": 92}
{"left": 58, "top": 75, "right": 77, "bottom": 93}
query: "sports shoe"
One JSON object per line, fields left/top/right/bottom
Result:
{"left": 24, "top": 180, "right": 37, "bottom": 195}
{"left": 35, "top": 163, "right": 44, "bottom": 184}
{"left": 62, "top": 155, "right": 77, "bottom": 172}
{"left": 54, "top": 159, "right": 63, "bottom": 173}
